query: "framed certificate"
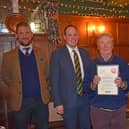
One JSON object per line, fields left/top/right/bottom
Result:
{"left": 97, "top": 65, "right": 119, "bottom": 95}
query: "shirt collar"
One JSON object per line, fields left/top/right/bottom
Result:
{"left": 19, "top": 44, "right": 33, "bottom": 55}
{"left": 66, "top": 44, "right": 78, "bottom": 54}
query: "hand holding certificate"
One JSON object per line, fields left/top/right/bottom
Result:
{"left": 97, "top": 65, "right": 119, "bottom": 95}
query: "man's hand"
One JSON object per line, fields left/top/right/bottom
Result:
{"left": 55, "top": 105, "right": 64, "bottom": 115}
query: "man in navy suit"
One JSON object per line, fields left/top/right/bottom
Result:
{"left": 50, "top": 25, "right": 91, "bottom": 129}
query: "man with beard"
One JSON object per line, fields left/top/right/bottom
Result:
{"left": 1, "top": 22, "right": 50, "bottom": 129}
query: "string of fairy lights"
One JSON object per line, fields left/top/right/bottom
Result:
{"left": 58, "top": 0, "right": 129, "bottom": 18}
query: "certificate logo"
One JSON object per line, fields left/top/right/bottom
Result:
{"left": 111, "top": 68, "right": 116, "bottom": 74}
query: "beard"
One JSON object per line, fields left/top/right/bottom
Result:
{"left": 18, "top": 37, "right": 33, "bottom": 46}
{"left": 19, "top": 41, "right": 31, "bottom": 46}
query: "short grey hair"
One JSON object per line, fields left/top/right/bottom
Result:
{"left": 96, "top": 33, "right": 114, "bottom": 44}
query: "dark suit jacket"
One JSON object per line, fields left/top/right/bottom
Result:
{"left": 50, "top": 45, "right": 91, "bottom": 108}
{"left": 1, "top": 45, "right": 50, "bottom": 111}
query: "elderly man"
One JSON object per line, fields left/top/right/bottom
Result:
{"left": 83, "top": 33, "right": 129, "bottom": 129}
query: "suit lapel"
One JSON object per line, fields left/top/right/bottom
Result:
{"left": 33, "top": 47, "right": 45, "bottom": 77}
{"left": 63, "top": 46, "right": 75, "bottom": 73}
{"left": 79, "top": 48, "right": 86, "bottom": 71}
{"left": 33, "top": 47, "right": 40, "bottom": 72}
{"left": 64, "top": 46, "right": 73, "bottom": 64}
{"left": 79, "top": 49, "right": 84, "bottom": 63}
{"left": 13, "top": 48, "right": 22, "bottom": 82}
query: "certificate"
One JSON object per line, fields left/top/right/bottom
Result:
{"left": 97, "top": 65, "right": 119, "bottom": 95}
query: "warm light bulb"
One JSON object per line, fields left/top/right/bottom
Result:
{"left": 97, "top": 25, "right": 105, "bottom": 33}
{"left": 88, "top": 25, "right": 96, "bottom": 32}
{"left": 30, "top": 22, "right": 35, "bottom": 32}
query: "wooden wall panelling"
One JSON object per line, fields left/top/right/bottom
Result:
{"left": 113, "top": 46, "right": 119, "bottom": 56}
{"left": 117, "top": 23, "right": 129, "bottom": 45}
{"left": 86, "top": 47, "right": 98, "bottom": 59}
{"left": 119, "top": 47, "right": 129, "bottom": 62}
{"left": 116, "top": 22, "right": 129, "bottom": 61}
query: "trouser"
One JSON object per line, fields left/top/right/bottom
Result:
{"left": 63, "top": 94, "right": 91, "bottom": 129}
{"left": 14, "top": 97, "right": 49, "bottom": 129}
{"left": 90, "top": 105, "right": 126, "bottom": 129}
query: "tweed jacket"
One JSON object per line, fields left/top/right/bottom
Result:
{"left": 1, "top": 45, "right": 50, "bottom": 111}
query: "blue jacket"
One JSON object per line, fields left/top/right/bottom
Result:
{"left": 50, "top": 45, "right": 91, "bottom": 108}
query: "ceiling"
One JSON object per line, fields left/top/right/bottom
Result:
{"left": 0, "top": 0, "right": 129, "bottom": 18}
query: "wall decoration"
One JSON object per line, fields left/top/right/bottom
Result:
{"left": 44, "top": 0, "right": 61, "bottom": 44}
{"left": 0, "top": 0, "right": 61, "bottom": 44}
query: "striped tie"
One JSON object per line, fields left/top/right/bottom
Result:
{"left": 72, "top": 49, "right": 83, "bottom": 96}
